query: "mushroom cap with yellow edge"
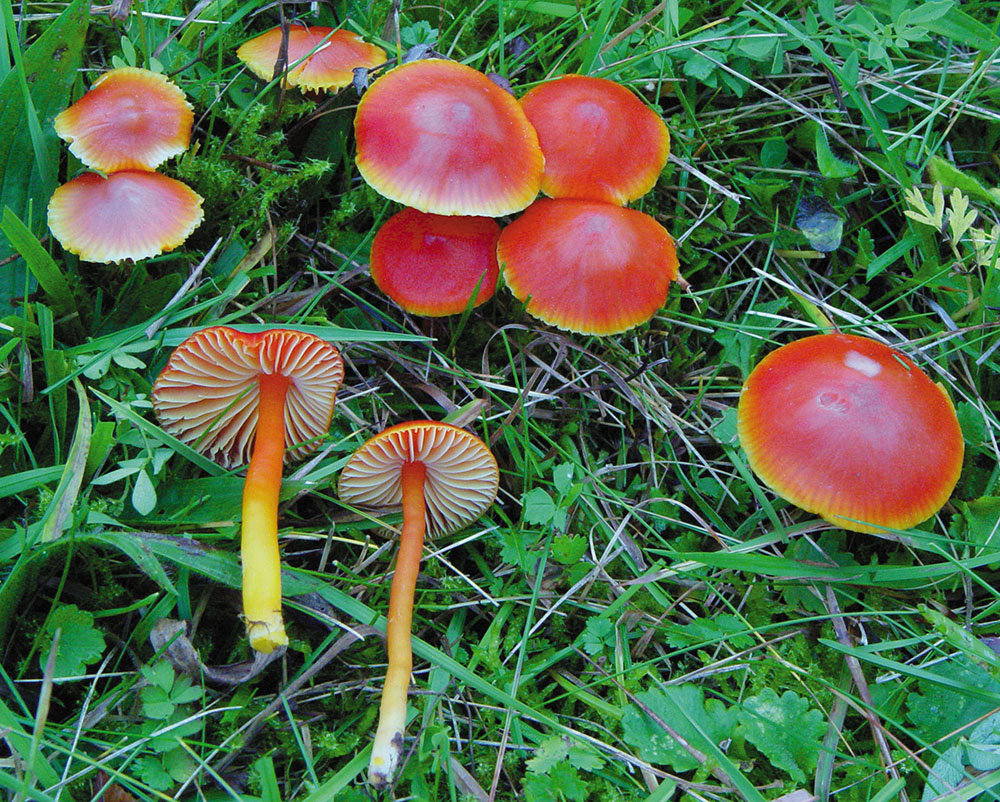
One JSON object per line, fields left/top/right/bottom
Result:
{"left": 151, "top": 327, "right": 345, "bottom": 469}
{"left": 338, "top": 421, "right": 499, "bottom": 537}
{"left": 736, "top": 333, "right": 964, "bottom": 533}
{"left": 497, "top": 198, "right": 679, "bottom": 335}
{"left": 355, "top": 58, "right": 543, "bottom": 217}
{"left": 54, "top": 67, "right": 193, "bottom": 173}
{"left": 47, "top": 171, "right": 204, "bottom": 263}
{"left": 237, "top": 25, "right": 385, "bottom": 92}
{"left": 520, "top": 74, "right": 669, "bottom": 205}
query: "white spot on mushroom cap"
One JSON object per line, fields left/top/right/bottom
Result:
{"left": 843, "top": 350, "right": 882, "bottom": 378}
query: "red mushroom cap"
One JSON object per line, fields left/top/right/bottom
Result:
{"left": 338, "top": 421, "right": 499, "bottom": 537}
{"left": 497, "top": 198, "right": 679, "bottom": 335}
{"left": 47, "top": 170, "right": 204, "bottom": 263}
{"left": 54, "top": 67, "right": 194, "bottom": 173}
{"left": 737, "top": 333, "right": 964, "bottom": 533}
{"left": 520, "top": 74, "right": 670, "bottom": 205}
{"left": 151, "top": 327, "right": 345, "bottom": 469}
{"left": 370, "top": 208, "right": 501, "bottom": 316}
{"left": 236, "top": 25, "right": 386, "bottom": 92}
{"left": 355, "top": 58, "right": 544, "bottom": 216}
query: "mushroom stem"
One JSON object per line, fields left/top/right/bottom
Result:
{"left": 369, "top": 459, "right": 426, "bottom": 787}
{"left": 241, "top": 371, "right": 291, "bottom": 653}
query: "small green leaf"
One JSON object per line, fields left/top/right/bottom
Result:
{"left": 551, "top": 534, "right": 588, "bottom": 565}
{"left": 141, "top": 659, "right": 176, "bottom": 691}
{"left": 737, "top": 688, "right": 826, "bottom": 782}
{"left": 814, "top": 127, "right": 858, "bottom": 178}
{"left": 947, "top": 187, "right": 978, "bottom": 242}
{"left": 523, "top": 488, "right": 556, "bottom": 526}
{"left": 140, "top": 685, "right": 176, "bottom": 720}
{"left": 907, "top": 0, "right": 954, "bottom": 26}
{"left": 736, "top": 34, "right": 777, "bottom": 60}
{"left": 907, "top": 656, "right": 1000, "bottom": 748}
{"left": 928, "top": 156, "right": 1000, "bottom": 208}
{"left": 552, "top": 462, "right": 575, "bottom": 496}
{"left": 137, "top": 755, "right": 175, "bottom": 791}
{"left": 581, "top": 617, "right": 615, "bottom": 656}
{"left": 40, "top": 605, "right": 106, "bottom": 679}
{"left": 682, "top": 51, "right": 718, "bottom": 82}
{"left": 622, "top": 685, "right": 738, "bottom": 772}
{"left": 760, "top": 137, "right": 787, "bottom": 168}
{"left": 567, "top": 742, "right": 605, "bottom": 771}
{"left": 664, "top": 614, "right": 755, "bottom": 650}
{"left": 132, "top": 468, "right": 157, "bottom": 515}
{"left": 526, "top": 736, "right": 570, "bottom": 774}
{"left": 956, "top": 401, "right": 986, "bottom": 447}
{"left": 524, "top": 763, "right": 588, "bottom": 802}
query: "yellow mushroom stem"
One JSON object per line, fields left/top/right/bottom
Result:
{"left": 369, "top": 459, "right": 427, "bottom": 787}
{"left": 241, "top": 371, "right": 291, "bottom": 653}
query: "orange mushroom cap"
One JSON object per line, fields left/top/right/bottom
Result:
{"left": 54, "top": 67, "right": 194, "bottom": 172}
{"left": 370, "top": 208, "right": 500, "bottom": 316}
{"left": 47, "top": 170, "right": 204, "bottom": 263}
{"left": 520, "top": 74, "right": 670, "bottom": 205}
{"left": 151, "top": 326, "right": 345, "bottom": 469}
{"left": 497, "top": 198, "right": 679, "bottom": 335}
{"left": 338, "top": 421, "right": 499, "bottom": 537}
{"left": 236, "top": 25, "right": 386, "bottom": 92}
{"left": 737, "top": 333, "right": 964, "bottom": 533}
{"left": 354, "top": 58, "right": 544, "bottom": 216}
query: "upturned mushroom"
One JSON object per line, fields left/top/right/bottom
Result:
{"left": 152, "top": 327, "right": 344, "bottom": 653}
{"left": 737, "top": 333, "right": 964, "bottom": 532}
{"left": 338, "top": 421, "right": 499, "bottom": 786}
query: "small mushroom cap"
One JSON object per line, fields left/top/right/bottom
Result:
{"left": 54, "top": 67, "right": 194, "bottom": 172}
{"left": 355, "top": 58, "right": 544, "bottom": 216}
{"left": 151, "top": 327, "right": 345, "bottom": 469}
{"left": 370, "top": 208, "right": 501, "bottom": 316}
{"left": 737, "top": 333, "right": 964, "bottom": 533}
{"left": 338, "top": 421, "right": 499, "bottom": 537}
{"left": 47, "top": 170, "right": 204, "bottom": 263}
{"left": 520, "top": 74, "right": 670, "bottom": 205}
{"left": 236, "top": 25, "right": 386, "bottom": 92}
{"left": 497, "top": 198, "right": 679, "bottom": 335}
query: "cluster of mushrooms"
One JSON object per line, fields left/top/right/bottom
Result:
{"left": 47, "top": 67, "right": 204, "bottom": 263}
{"left": 43, "top": 22, "right": 968, "bottom": 790}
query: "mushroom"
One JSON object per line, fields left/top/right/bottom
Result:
{"left": 497, "top": 197, "right": 680, "bottom": 334}
{"left": 519, "top": 74, "right": 670, "bottom": 205}
{"left": 236, "top": 25, "right": 386, "bottom": 92}
{"left": 370, "top": 207, "right": 501, "bottom": 316}
{"left": 47, "top": 170, "right": 204, "bottom": 263}
{"left": 151, "top": 327, "right": 345, "bottom": 653}
{"left": 337, "top": 421, "right": 499, "bottom": 786}
{"left": 54, "top": 66, "right": 194, "bottom": 173}
{"left": 737, "top": 333, "right": 964, "bottom": 533}
{"left": 354, "top": 58, "right": 544, "bottom": 216}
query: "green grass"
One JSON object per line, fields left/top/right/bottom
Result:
{"left": 3, "top": 0, "right": 1000, "bottom": 800}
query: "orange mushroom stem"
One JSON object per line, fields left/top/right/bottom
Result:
{"left": 370, "top": 460, "right": 427, "bottom": 784}
{"left": 151, "top": 327, "right": 344, "bottom": 655}
{"left": 337, "top": 421, "right": 499, "bottom": 787}
{"left": 241, "top": 372, "right": 292, "bottom": 652}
